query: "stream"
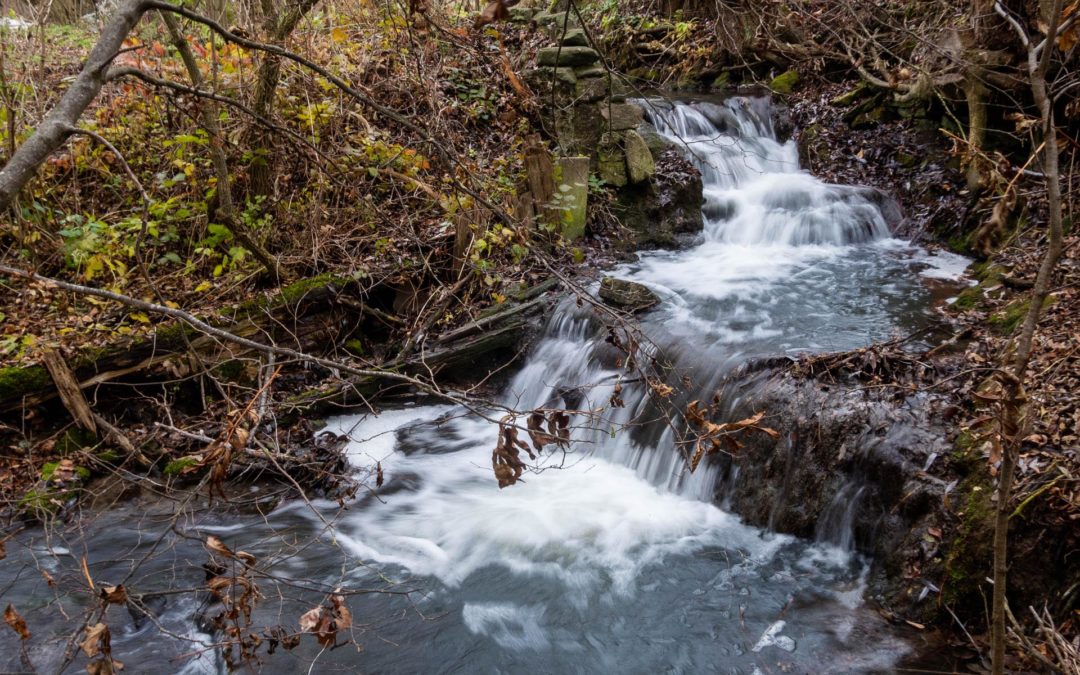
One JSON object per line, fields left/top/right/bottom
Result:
{"left": 0, "top": 97, "right": 970, "bottom": 674}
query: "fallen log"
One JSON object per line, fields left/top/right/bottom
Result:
{"left": 0, "top": 273, "right": 561, "bottom": 419}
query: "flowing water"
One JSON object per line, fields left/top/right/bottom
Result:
{"left": 0, "top": 97, "right": 970, "bottom": 674}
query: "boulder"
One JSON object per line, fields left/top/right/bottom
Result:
{"left": 612, "top": 149, "right": 704, "bottom": 248}
{"left": 636, "top": 122, "right": 673, "bottom": 160}
{"left": 560, "top": 28, "right": 589, "bottom": 46}
{"left": 536, "top": 46, "right": 600, "bottom": 68}
{"left": 598, "top": 277, "right": 659, "bottom": 311}
{"left": 575, "top": 76, "right": 608, "bottom": 103}
{"left": 769, "top": 70, "right": 800, "bottom": 94}
{"left": 597, "top": 135, "right": 628, "bottom": 187}
{"left": 574, "top": 64, "right": 606, "bottom": 79}
{"left": 509, "top": 6, "right": 536, "bottom": 22}
{"left": 624, "top": 130, "right": 655, "bottom": 184}
{"left": 600, "top": 102, "right": 644, "bottom": 131}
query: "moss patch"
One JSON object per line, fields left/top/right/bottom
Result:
{"left": 769, "top": 70, "right": 800, "bottom": 94}
{"left": 19, "top": 488, "right": 62, "bottom": 515}
{"left": 942, "top": 474, "right": 995, "bottom": 608}
{"left": 41, "top": 461, "right": 91, "bottom": 482}
{"left": 164, "top": 456, "right": 202, "bottom": 476}
{"left": 0, "top": 365, "right": 51, "bottom": 404}
{"left": 989, "top": 296, "right": 1055, "bottom": 335}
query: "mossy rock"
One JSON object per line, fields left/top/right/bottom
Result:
{"left": 19, "top": 488, "right": 63, "bottom": 515}
{"left": 951, "top": 285, "right": 983, "bottom": 311}
{"left": 769, "top": 70, "right": 800, "bottom": 94}
{"left": 830, "top": 85, "right": 869, "bottom": 107}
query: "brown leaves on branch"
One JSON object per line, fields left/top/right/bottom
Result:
{"left": 493, "top": 410, "right": 569, "bottom": 488}
{"left": 4, "top": 604, "right": 29, "bottom": 640}
{"left": 203, "top": 535, "right": 263, "bottom": 669}
{"left": 474, "top": 0, "right": 520, "bottom": 29}
{"left": 81, "top": 623, "right": 123, "bottom": 674}
{"left": 298, "top": 594, "right": 352, "bottom": 648}
{"left": 685, "top": 401, "right": 778, "bottom": 473}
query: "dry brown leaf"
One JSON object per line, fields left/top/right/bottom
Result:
{"left": 80, "top": 623, "right": 110, "bottom": 658}
{"left": 331, "top": 595, "right": 352, "bottom": 631}
{"left": 4, "top": 604, "right": 30, "bottom": 640}
{"left": 101, "top": 585, "right": 127, "bottom": 605}
{"left": 299, "top": 607, "right": 323, "bottom": 633}
{"left": 206, "top": 535, "right": 234, "bottom": 559}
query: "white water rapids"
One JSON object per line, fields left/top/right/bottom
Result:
{"left": 0, "top": 97, "right": 971, "bottom": 674}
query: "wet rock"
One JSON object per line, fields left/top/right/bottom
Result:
{"left": 770, "top": 101, "right": 794, "bottom": 144}
{"left": 601, "top": 102, "right": 644, "bottom": 131}
{"left": 624, "top": 130, "right": 655, "bottom": 184}
{"left": 636, "top": 121, "right": 674, "bottom": 160}
{"left": 536, "top": 46, "right": 600, "bottom": 68}
{"left": 613, "top": 149, "right": 704, "bottom": 248}
{"left": 598, "top": 277, "right": 659, "bottom": 311}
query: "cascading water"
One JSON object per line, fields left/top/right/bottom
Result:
{"left": 0, "top": 97, "right": 971, "bottom": 674}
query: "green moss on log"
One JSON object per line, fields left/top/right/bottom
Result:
{"left": 0, "top": 366, "right": 50, "bottom": 403}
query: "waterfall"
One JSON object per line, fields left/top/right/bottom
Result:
{"left": 642, "top": 98, "right": 894, "bottom": 246}
{"left": 488, "top": 96, "right": 904, "bottom": 500}
{"left": 815, "top": 481, "right": 867, "bottom": 552}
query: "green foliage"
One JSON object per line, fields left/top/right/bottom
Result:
{"left": 444, "top": 67, "right": 499, "bottom": 121}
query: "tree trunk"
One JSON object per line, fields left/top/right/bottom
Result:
{"left": 990, "top": 2, "right": 1066, "bottom": 673}
{"left": 246, "top": 0, "right": 321, "bottom": 200}
{"left": 160, "top": 11, "right": 282, "bottom": 283}
{"left": 0, "top": 0, "right": 149, "bottom": 212}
